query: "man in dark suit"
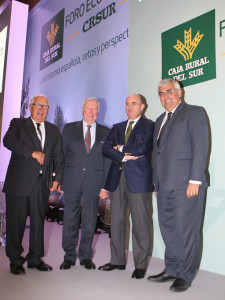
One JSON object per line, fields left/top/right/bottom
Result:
{"left": 59, "top": 97, "right": 111, "bottom": 271}
{"left": 98, "top": 94, "right": 154, "bottom": 279}
{"left": 148, "top": 78, "right": 209, "bottom": 292}
{"left": 3, "top": 95, "right": 64, "bottom": 275}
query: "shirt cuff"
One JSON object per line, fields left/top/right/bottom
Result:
{"left": 189, "top": 180, "right": 202, "bottom": 185}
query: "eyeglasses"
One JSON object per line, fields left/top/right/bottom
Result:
{"left": 31, "top": 103, "right": 49, "bottom": 110}
{"left": 158, "top": 89, "right": 176, "bottom": 98}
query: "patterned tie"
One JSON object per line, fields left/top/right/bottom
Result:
{"left": 157, "top": 112, "right": 172, "bottom": 147}
{"left": 36, "top": 123, "right": 42, "bottom": 149}
{"left": 125, "top": 121, "right": 134, "bottom": 144}
{"left": 85, "top": 125, "right": 91, "bottom": 153}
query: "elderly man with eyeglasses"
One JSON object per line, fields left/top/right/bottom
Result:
{"left": 3, "top": 95, "right": 64, "bottom": 275}
{"left": 147, "top": 78, "right": 209, "bottom": 292}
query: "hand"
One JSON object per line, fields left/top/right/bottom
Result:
{"left": 113, "top": 145, "right": 122, "bottom": 151}
{"left": 125, "top": 155, "right": 144, "bottom": 160}
{"left": 186, "top": 183, "right": 200, "bottom": 199}
{"left": 154, "top": 190, "right": 157, "bottom": 198}
{"left": 50, "top": 181, "right": 60, "bottom": 191}
{"left": 32, "top": 151, "right": 45, "bottom": 165}
{"left": 57, "top": 185, "right": 64, "bottom": 194}
{"left": 99, "top": 189, "right": 109, "bottom": 199}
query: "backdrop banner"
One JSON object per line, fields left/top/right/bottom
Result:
{"left": 22, "top": 0, "right": 130, "bottom": 128}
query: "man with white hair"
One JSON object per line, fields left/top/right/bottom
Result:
{"left": 60, "top": 97, "right": 111, "bottom": 271}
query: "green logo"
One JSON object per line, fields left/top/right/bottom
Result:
{"left": 162, "top": 10, "right": 216, "bottom": 87}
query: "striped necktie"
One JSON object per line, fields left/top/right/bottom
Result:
{"left": 36, "top": 123, "right": 42, "bottom": 149}
{"left": 85, "top": 125, "right": 91, "bottom": 153}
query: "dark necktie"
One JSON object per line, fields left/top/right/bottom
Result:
{"left": 36, "top": 123, "right": 42, "bottom": 149}
{"left": 125, "top": 121, "right": 134, "bottom": 144}
{"left": 157, "top": 112, "right": 172, "bottom": 147}
{"left": 85, "top": 125, "right": 91, "bottom": 153}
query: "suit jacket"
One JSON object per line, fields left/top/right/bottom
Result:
{"left": 3, "top": 117, "right": 64, "bottom": 197}
{"left": 61, "top": 120, "right": 111, "bottom": 196}
{"left": 153, "top": 102, "right": 209, "bottom": 191}
{"left": 103, "top": 116, "right": 154, "bottom": 193}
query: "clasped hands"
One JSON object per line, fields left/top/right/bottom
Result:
{"left": 113, "top": 145, "right": 143, "bottom": 160}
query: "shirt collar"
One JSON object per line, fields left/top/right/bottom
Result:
{"left": 127, "top": 115, "right": 141, "bottom": 124}
{"left": 165, "top": 101, "right": 181, "bottom": 115}
{"left": 31, "top": 117, "right": 45, "bottom": 127}
{"left": 83, "top": 119, "right": 96, "bottom": 129}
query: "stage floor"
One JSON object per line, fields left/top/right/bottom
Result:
{"left": 0, "top": 219, "right": 224, "bottom": 300}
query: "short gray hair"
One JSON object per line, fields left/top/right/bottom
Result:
{"left": 30, "top": 95, "right": 50, "bottom": 106}
{"left": 82, "top": 97, "right": 100, "bottom": 113}
{"left": 158, "top": 78, "right": 181, "bottom": 90}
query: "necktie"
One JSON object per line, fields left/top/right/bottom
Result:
{"left": 125, "top": 121, "right": 134, "bottom": 144}
{"left": 157, "top": 112, "right": 172, "bottom": 147}
{"left": 85, "top": 125, "right": 91, "bottom": 153}
{"left": 36, "top": 123, "right": 42, "bottom": 149}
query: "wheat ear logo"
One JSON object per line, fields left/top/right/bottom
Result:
{"left": 46, "top": 22, "right": 59, "bottom": 47}
{"left": 173, "top": 28, "right": 204, "bottom": 61}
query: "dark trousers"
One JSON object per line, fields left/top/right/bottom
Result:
{"left": 157, "top": 187, "right": 205, "bottom": 282}
{"left": 110, "top": 171, "right": 151, "bottom": 269}
{"left": 5, "top": 175, "right": 48, "bottom": 265}
{"left": 62, "top": 191, "right": 99, "bottom": 262}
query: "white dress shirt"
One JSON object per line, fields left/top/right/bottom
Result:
{"left": 31, "top": 118, "right": 45, "bottom": 149}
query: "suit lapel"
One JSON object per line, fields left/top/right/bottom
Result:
{"left": 25, "top": 117, "right": 42, "bottom": 150}
{"left": 159, "top": 102, "right": 184, "bottom": 147}
{"left": 78, "top": 120, "right": 88, "bottom": 153}
{"left": 125, "top": 116, "right": 143, "bottom": 145}
{"left": 164, "top": 102, "right": 184, "bottom": 133}
{"left": 89, "top": 122, "right": 101, "bottom": 152}
{"left": 77, "top": 120, "right": 84, "bottom": 140}
{"left": 172, "top": 101, "right": 184, "bottom": 117}
{"left": 43, "top": 121, "right": 50, "bottom": 152}
{"left": 95, "top": 123, "right": 102, "bottom": 142}
{"left": 131, "top": 116, "right": 143, "bottom": 135}
{"left": 155, "top": 113, "right": 166, "bottom": 140}
{"left": 119, "top": 121, "right": 127, "bottom": 145}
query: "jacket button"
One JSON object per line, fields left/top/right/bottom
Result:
{"left": 82, "top": 168, "right": 86, "bottom": 171}
{"left": 158, "top": 152, "right": 160, "bottom": 155}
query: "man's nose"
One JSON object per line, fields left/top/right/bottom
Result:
{"left": 163, "top": 93, "right": 169, "bottom": 100}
